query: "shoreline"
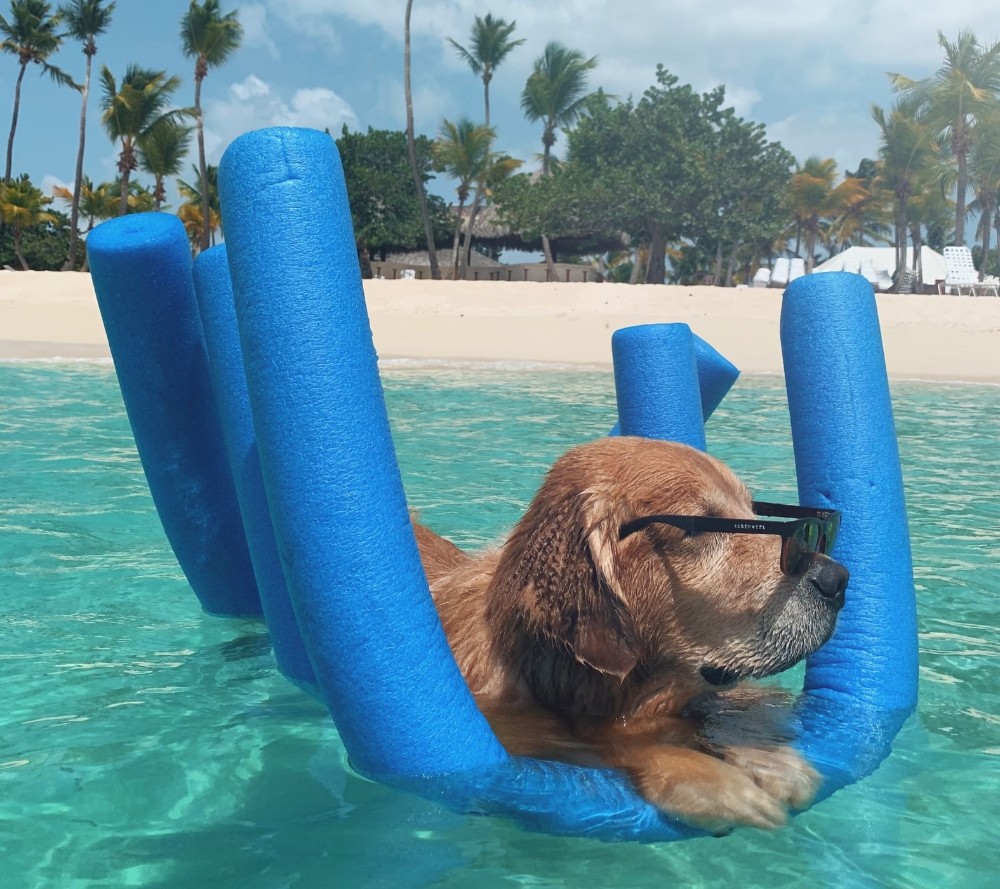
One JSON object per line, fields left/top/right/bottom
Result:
{"left": 2, "top": 271, "right": 998, "bottom": 383}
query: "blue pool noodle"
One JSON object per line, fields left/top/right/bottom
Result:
{"left": 86, "top": 214, "right": 261, "bottom": 618}
{"left": 217, "top": 127, "right": 509, "bottom": 779}
{"left": 192, "top": 246, "right": 318, "bottom": 694}
{"left": 780, "top": 272, "right": 918, "bottom": 792}
{"left": 610, "top": 326, "right": 740, "bottom": 442}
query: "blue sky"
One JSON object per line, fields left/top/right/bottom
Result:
{"left": 3, "top": 1, "right": 998, "bottom": 212}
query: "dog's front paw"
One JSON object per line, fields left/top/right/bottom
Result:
{"left": 721, "top": 745, "right": 821, "bottom": 811}
{"left": 629, "top": 748, "right": 790, "bottom": 833}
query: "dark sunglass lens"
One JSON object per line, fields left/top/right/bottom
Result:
{"left": 825, "top": 514, "right": 841, "bottom": 553}
{"left": 782, "top": 521, "right": 819, "bottom": 575}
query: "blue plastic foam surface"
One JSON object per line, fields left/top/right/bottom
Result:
{"left": 86, "top": 213, "right": 261, "bottom": 617}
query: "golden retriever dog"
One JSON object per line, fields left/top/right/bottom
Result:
{"left": 413, "top": 436, "right": 848, "bottom": 832}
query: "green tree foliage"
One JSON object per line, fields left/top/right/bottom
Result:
{"left": 890, "top": 30, "right": 1000, "bottom": 246}
{"left": 99, "top": 64, "right": 184, "bottom": 215}
{"left": 433, "top": 117, "right": 494, "bottom": 274}
{"left": 138, "top": 116, "right": 192, "bottom": 209}
{"left": 566, "top": 67, "right": 792, "bottom": 284}
{"left": 784, "top": 157, "right": 867, "bottom": 272}
{"left": 872, "top": 99, "right": 946, "bottom": 287}
{"left": 58, "top": 0, "right": 115, "bottom": 268}
{"left": 0, "top": 172, "right": 58, "bottom": 267}
{"left": 335, "top": 125, "right": 450, "bottom": 276}
{"left": 180, "top": 0, "right": 241, "bottom": 252}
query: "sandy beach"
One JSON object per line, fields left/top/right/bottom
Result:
{"left": 1, "top": 270, "right": 998, "bottom": 382}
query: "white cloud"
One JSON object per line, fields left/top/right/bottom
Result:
{"left": 203, "top": 75, "right": 359, "bottom": 162}
{"left": 239, "top": 4, "right": 280, "bottom": 59}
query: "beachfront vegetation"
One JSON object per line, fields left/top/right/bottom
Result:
{"left": 180, "top": 0, "right": 241, "bottom": 253}
{"left": 98, "top": 65, "right": 185, "bottom": 217}
{"left": 0, "top": 171, "right": 57, "bottom": 267}
{"left": 59, "top": 0, "right": 115, "bottom": 270}
{"left": 447, "top": 13, "right": 523, "bottom": 278}
{"left": 3, "top": 2, "right": 1000, "bottom": 285}
{"left": 336, "top": 125, "right": 450, "bottom": 277}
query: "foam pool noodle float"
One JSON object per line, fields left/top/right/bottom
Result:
{"left": 85, "top": 126, "right": 916, "bottom": 841}
{"left": 86, "top": 214, "right": 261, "bottom": 618}
{"left": 610, "top": 323, "right": 740, "bottom": 448}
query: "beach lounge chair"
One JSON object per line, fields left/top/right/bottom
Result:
{"left": 980, "top": 275, "right": 1000, "bottom": 297}
{"left": 751, "top": 266, "right": 771, "bottom": 287}
{"left": 788, "top": 258, "right": 805, "bottom": 283}
{"left": 874, "top": 265, "right": 894, "bottom": 292}
{"left": 942, "top": 246, "right": 979, "bottom": 295}
{"left": 769, "top": 257, "right": 790, "bottom": 288}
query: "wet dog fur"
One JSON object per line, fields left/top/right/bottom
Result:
{"left": 413, "top": 436, "right": 848, "bottom": 832}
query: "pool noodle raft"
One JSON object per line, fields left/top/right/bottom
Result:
{"left": 86, "top": 126, "right": 917, "bottom": 841}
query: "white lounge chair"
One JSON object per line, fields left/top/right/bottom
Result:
{"left": 942, "top": 246, "right": 979, "bottom": 295}
{"left": 751, "top": 267, "right": 771, "bottom": 287}
{"left": 769, "top": 257, "right": 790, "bottom": 288}
{"left": 788, "top": 257, "right": 805, "bottom": 282}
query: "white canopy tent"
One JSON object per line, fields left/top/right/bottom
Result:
{"left": 813, "top": 246, "right": 947, "bottom": 291}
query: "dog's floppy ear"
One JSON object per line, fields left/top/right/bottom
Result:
{"left": 491, "top": 485, "right": 639, "bottom": 679}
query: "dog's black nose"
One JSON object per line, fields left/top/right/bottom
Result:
{"left": 809, "top": 559, "right": 849, "bottom": 609}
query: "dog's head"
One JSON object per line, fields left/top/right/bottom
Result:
{"left": 487, "top": 437, "right": 847, "bottom": 715}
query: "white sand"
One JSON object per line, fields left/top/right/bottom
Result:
{"left": 2, "top": 270, "right": 998, "bottom": 382}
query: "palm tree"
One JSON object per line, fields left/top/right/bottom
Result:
{"left": 178, "top": 162, "right": 220, "bottom": 248}
{"left": 784, "top": 157, "right": 867, "bottom": 273}
{"left": 1, "top": 0, "right": 75, "bottom": 183}
{"left": 967, "top": 110, "right": 1000, "bottom": 276}
{"left": 520, "top": 41, "right": 597, "bottom": 280}
{"left": 449, "top": 13, "right": 523, "bottom": 130}
{"left": 138, "top": 117, "right": 192, "bottom": 210}
{"left": 872, "top": 101, "right": 945, "bottom": 288}
{"left": 52, "top": 174, "right": 115, "bottom": 268}
{"left": 434, "top": 117, "right": 494, "bottom": 275}
{"left": 99, "top": 64, "right": 183, "bottom": 215}
{"left": 1, "top": 173, "right": 57, "bottom": 268}
{"left": 448, "top": 13, "right": 523, "bottom": 277}
{"left": 180, "top": 0, "right": 241, "bottom": 252}
{"left": 890, "top": 30, "right": 1000, "bottom": 245}
{"left": 404, "top": 0, "right": 440, "bottom": 279}
{"left": 58, "top": 0, "right": 115, "bottom": 270}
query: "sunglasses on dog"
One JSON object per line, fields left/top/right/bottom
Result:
{"left": 618, "top": 501, "right": 841, "bottom": 576}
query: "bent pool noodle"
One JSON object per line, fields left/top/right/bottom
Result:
{"left": 780, "top": 272, "right": 918, "bottom": 796}
{"left": 192, "top": 246, "right": 318, "bottom": 694}
{"left": 611, "top": 324, "right": 739, "bottom": 449}
{"left": 86, "top": 213, "right": 261, "bottom": 618}
{"left": 217, "top": 127, "right": 507, "bottom": 779}
{"left": 217, "top": 127, "right": 701, "bottom": 841}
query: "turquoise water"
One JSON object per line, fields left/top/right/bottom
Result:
{"left": 1, "top": 362, "right": 998, "bottom": 888}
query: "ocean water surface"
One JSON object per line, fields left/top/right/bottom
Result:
{"left": 1, "top": 362, "right": 998, "bottom": 888}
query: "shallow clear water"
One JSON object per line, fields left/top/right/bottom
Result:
{"left": 1, "top": 362, "right": 998, "bottom": 888}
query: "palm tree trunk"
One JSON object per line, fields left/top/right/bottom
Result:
{"left": 5, "top": 62, "right": 28, "bottom": 183}
{"left": 65, "top": 52, "right": 93, "bottom": 270}
{"left": 645, "top": 224, "right": 666, "bottom": 284}
{"left": 539, "top": 141, "right": 557, "bottom": 282}
{"left": 954, "top": 133, "right": 968, "bottom": 246}
{"left": 195, "top": 70, "right": 211, "bottom": 253}
{"left": 981, "top": 201, "right": 993, "bottom": 280}
{"left": 404, "top": 0, "right": 441, "bottom": 280}
{"left": 13, "top": 229, "right": 29, "bottom": 270}
{"left": 451, "top": 196, "right": 465, "bottom": 277}
{"left": 725, "top": 240, "right": 741, "bottom": 287}
{"left": 894, "top": 196, "right": 906, "bottom": 293}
